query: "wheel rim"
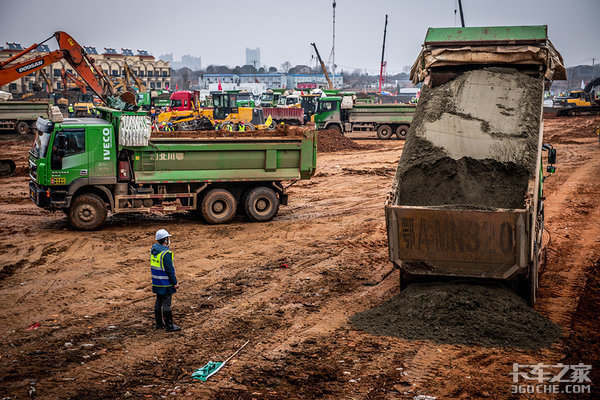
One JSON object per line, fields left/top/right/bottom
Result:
{"left": 212, "top": 200, "right": 226, "bottom": 214}
{"left": 77, "top": 204, "right": 96, "bottom": 223}
{"left": 254, "top": 197, "right": 272, "bottom": 216}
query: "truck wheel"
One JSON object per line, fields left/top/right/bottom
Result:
{"left": 68, "top": 193, "right": 108, "bottom": 230}
{"left": 201, "top": 189, "right": 237, "bottom": 224}
{"left": 15, "top": 121, "right": 30, "bottom": 135}
{"left": 395, "top": 124, "right": 410, "bottom": 140}
{"left": 377, "top": 124, "right": 393, "bottom": 139}
{"left": 328, "top": 124, "right": 342, "bottom": 134}
{"left": 245, "top": 123, "right": 255, "bottom": 131}
{"left": 244, "top": 187, "right": 279, "bottom": 222}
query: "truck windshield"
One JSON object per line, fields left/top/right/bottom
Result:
{"left": 260, "top": 93, "right": 273, "bottom": 101}
{"left": 286, "top": 97, "right": 298, "bottom": 105}
{"left": 171, "top": 99, "right": 182, "bottom": 108}
{"left": 317, "top": 101, "right": 337, "bottom": 113}
{"left": 31, "top": 131, "right": 51, "bottom": 158}
{"left": 238, "top": 93, "right": 251, "bottom": 101}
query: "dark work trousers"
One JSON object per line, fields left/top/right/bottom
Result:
{"left": 155, "top": 293, "right": 172, "bottom": 314}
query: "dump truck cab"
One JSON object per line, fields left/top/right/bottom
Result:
{"left": 314, "top": 97, "right": 342, "bottom": 130}
{"left": 29, "top": 116, "right": 116, "bottom": 211}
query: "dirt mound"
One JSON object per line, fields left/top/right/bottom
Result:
{"left": 318, "top": 129, "right": 362, "bottom": 152}
{"left": 350, "top": 282, "right": 561, "bottom": 349}
{"left": 393, "top": 68, "right": 542, "bottom": 209}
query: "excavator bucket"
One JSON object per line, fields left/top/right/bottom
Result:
{"left": 0, "top": 159, "right": 16, "bottom": 178}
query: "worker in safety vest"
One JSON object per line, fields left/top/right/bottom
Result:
{"left": 166, "top": 122, "right": 174, "bottom": 131}
{"left": 226, "top": 123, "right": 233, "bottom": 131}
{"left": 151, "top": 107, "right": 156, "bottom": 120}
{"left": 238, "top": 121, "right": 246, "bottom": 132}
{"left": 150, "top": 229, "right": 181, "bottom": 331}
{"left": 68, "top": 104, "right": 74, "bottom": 117}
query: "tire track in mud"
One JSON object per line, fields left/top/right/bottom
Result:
{"left": 538, "top": 155, "right": 600, "bottom": 332}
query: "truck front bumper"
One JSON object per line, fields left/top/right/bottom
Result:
{"left": 29, "top": 181, "right": 70, "bottom": 209}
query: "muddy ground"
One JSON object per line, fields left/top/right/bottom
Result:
{"left": 0, "top": 117, "right": 599, "bottom": 399}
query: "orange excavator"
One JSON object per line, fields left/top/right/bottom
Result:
{"left": 0, "top": 31, "right": 116, "bottom": 103}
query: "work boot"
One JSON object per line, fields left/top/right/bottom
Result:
{"left": 163, "top": 311, "right": 181, "bottom": 332}
{"left": 154, "top": 309, "right": 165, "bottom": 329}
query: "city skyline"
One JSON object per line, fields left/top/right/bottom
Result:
{"left": 1, "top": 0, "right": 599, "bottom": 75}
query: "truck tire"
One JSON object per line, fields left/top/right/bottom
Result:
{"left": 15, "top": 121, "right": 30, "bottom": 135}
{"left": 328, "top": 124, "right": 342, "bottom": 133}
{"left": 377, "top": 124, "right": 393, "bottom": 139}
{"left": 68, "top": 193, "right": 108, "bottom": 230}
{"left": 244, "top": 186, "right": 279, "bottom": 222}
{"left": 245, "top": 123, "right": 255, "bottom": 131}
{"left": 395, "top": 124, "right": 410, "bottom": 140}
{"left": 201, "top": 189, "right": 237, "bottom": 224}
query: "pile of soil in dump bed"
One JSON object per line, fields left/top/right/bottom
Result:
{"left": 317, "top": 129, "right": 362, "bottom": 153}
{"left": 393, "top": 67, "right": 542, "bottom": 209}
{"left": 350, "top": 282, "right": 560, "bottom": 349}
{"left": 151, "top": 124, "right": 305, "bottom": 138}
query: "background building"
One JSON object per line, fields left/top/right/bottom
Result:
{"left": 245, "top": 48, "right": 260, "bottom": 68}
{"left": 161, "top": 53, "right": 202, "bottom": 71}
{"left": 200, "top": 73, "right": 287, "bottom": 90}
{"left": 287, "top": 74, "right": 343, "bottom": 89}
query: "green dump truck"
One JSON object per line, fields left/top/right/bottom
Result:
{"left": 314, "top": 95, "right": 416, "bottom": 139}
{"left": 29, "top": 107, "right": 317, "bottom": 230}
{"left": 0, "top": 100, "right": 61, "bottom": 134}
{"left": 385, "top": 25, "right": 566, "bottom": 306}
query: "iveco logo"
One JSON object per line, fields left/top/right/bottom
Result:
{"left": 102, "top": 128, "right": 112, "bottom": 160}
{"left": 16, "top": 60, "right": 44, "bottom": 73}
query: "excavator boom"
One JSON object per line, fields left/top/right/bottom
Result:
{"left": 0, "top": 31, "right": 114, "bottom": 103}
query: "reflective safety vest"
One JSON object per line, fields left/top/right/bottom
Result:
{"left": 238, "top": 124, "right": 246, "bottom": 132}
{"left": 68, "top": 106, "right": 74, "bottom": 112}
{"left": 226, "top": 124, "right": 233, "bottom": 131}
{"left": 150, "top": 250, "right": 174, "bottom": 287}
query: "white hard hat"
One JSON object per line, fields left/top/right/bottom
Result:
{"left": 155, "top": 229, "right": 171, "bottom": 241}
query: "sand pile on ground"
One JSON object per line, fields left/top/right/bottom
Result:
{"left": 350, "top": 282, "right": 560, "bottom": 349}
{"left": 393, "top": 67, "right": 543, "bottom": 209}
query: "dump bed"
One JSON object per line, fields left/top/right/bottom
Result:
{"left": 348, "top": 104, "right": 415, "bottom": 124}
{"left": 126, "top": 134, "right": 317, "bottom": 183}
{"left": 262, "top": 107, "right": 304, "bottom": 124}
{"left": 385, "top": 25, "right": 564, "bottom": 282}
{"left": 0, "top": 101, "right": 52, "bottom": 119}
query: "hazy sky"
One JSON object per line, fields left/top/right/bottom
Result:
{"left": 1, "top": 0, "right": 598, "bottom": 74}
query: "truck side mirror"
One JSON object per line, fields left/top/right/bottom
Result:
{"left": 547, "top": 148, "right": 557, "bottom": 165}
{"left": 56, "top": 132, "right": 67, "bottom": 158}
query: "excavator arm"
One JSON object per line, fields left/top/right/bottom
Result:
{"left": 123, "top": 61, "right": 146, "bottom": 92}
{"left": 0, "top": 50, "right": 64, "bottom": 86}
{"left": 61, "top": 68, "right": 87, "bottom": 94}
{"left": 0, "top": 31, "right": 114, "bottom": 103}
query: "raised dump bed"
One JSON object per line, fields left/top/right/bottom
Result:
{"left": 385, "top": 25, "right": 565, "bottom": 305}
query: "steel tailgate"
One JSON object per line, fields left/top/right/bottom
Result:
{"left": 385, "top": 204, "right": 529, "bottom": 279}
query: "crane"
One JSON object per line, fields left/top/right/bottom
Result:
{"left": 0, "top": 31, "right": 115, "bottom": 102}
{"left": 310, "top": 43, "right": 333, "bottom": 90}
{"left": 379, "top": 15, "right": 388, "bottom": 93}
